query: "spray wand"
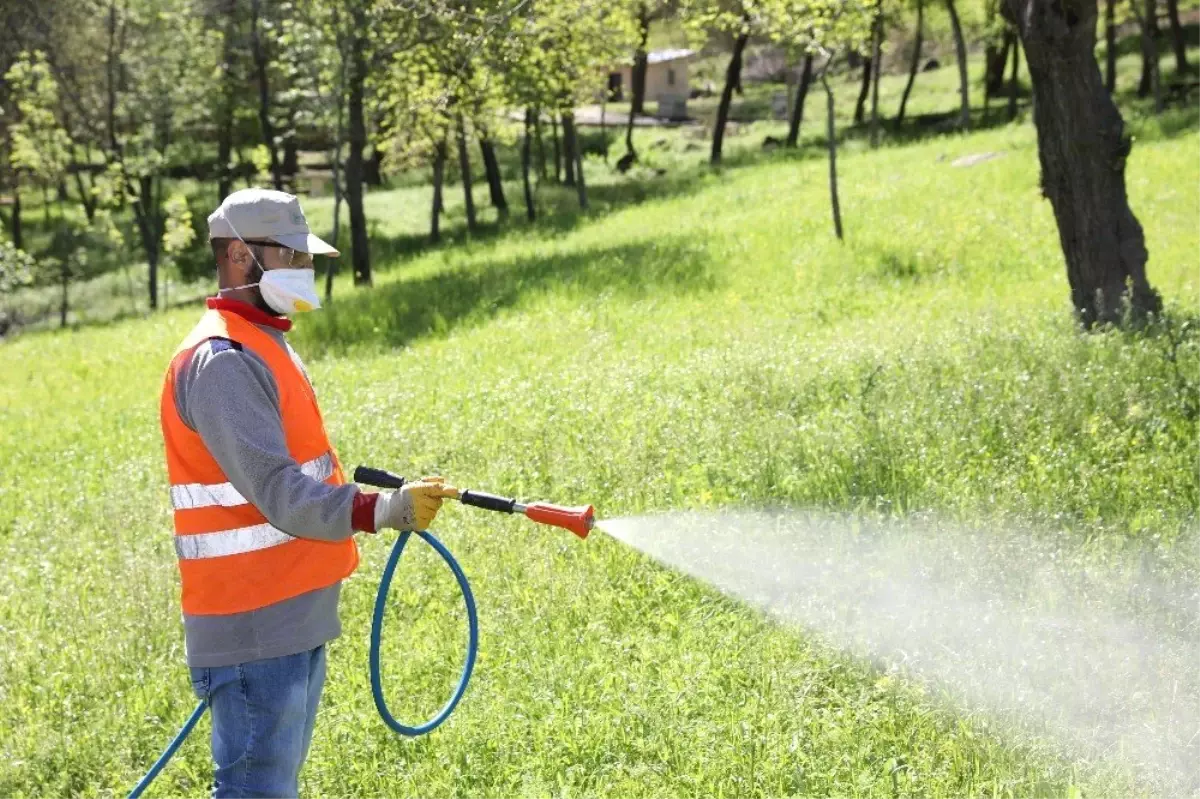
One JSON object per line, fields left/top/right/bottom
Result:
{"left": 353, "top": 466, "right": 595, "bottom": 539}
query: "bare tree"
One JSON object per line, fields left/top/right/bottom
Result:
{"left": 430, "top": 137, "right": 446, "bottom": 242}
{"left": 249, "top": 0, "right": 283, "bottom": 190}
{"left": 1136, "top": 0, "right": 1159, "bottom": 96}
{"left": 712, "top": 30, "right": 749, "bottom": 165}
{"left": 786, "top": 54, "right": 814, "bottom": 147}
{"left": 1003, "top": 0, "right": 1162, "bottom": 325}
{"left": 946, "top": 0, "right": 971, "bottom": 129}
{"left": 869, "top": 0, "right": 883, "bottom": 147}
{"left": 456, "top": 115, "right": 478, "bottom": 232}
{"left": 630, "top": 3, "right": 651, "bottom": 115}
{"left": 1164, "top": 0, "right": 1191, "bottom": 75}
{"left": 479, "top": 134, "right": 508, "bottom": 219}
{"left": 216, "top": 0, "right": 239, "bottom": 202}
{"left": 521, "top": 108, "right": 535, "bottom": 222}
{"left": 1131, "top": 0, "right": 1164, "bottom": 110}
{"left": 895, "top": 0, "right": 924, "bottom": 127}
{"left": 854, "top": 57, "right": 872, "bottom": 124}
{"left": 561, "top": 111, "right": 577, "bottom": 185}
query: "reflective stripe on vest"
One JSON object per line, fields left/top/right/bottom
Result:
{"left": 161, "top": 308, "right": 358, "bottom": 616}
{"left": 170, "top": 452, "right": 334, "bottom": 511}
{"left": 175, "top": 522, "right": 293, "bottom": 560}
{"left": 170, "top": 451, "right": 334, "bottom": 560}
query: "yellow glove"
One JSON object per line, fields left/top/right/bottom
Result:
{"left": 374, "top": 476, "right": 459, "bottom": 532}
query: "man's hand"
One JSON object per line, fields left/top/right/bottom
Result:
{"left": 374, "top": 477, "right": 459, "bottom": 532}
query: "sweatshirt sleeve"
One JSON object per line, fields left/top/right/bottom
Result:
{"left": 174, "top": 338, "right": 377, "bottom": 540}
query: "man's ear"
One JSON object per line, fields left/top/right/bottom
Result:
{"left": 227, "top": 240, "right": 252, "bottom": 268}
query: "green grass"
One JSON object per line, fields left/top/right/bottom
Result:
{"left": 2, "top": 33, "right": 1199, "bottom": 797}
{"left": 1, "top": 91, "right": 1197, "bottom": 798}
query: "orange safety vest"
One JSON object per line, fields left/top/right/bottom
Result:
{"left": 160, "top": 307, "right": 358, "bottom": 616}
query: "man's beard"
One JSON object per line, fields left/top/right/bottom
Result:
{"left": 250, "top": 286, "right": 283, "bottom": 317}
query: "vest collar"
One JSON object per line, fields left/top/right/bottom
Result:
{"left": 207, "top": 297, "right": 293, "bottom": 332}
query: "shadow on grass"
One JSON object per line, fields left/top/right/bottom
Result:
{"left": 336, "top": 167, "right": 723, "bottom": 280}
{"left": 1105, "top": 22, "right": 1200, "bottom": 60}
{"left": 294, "top": 235, "right": 719, "bottom": 356}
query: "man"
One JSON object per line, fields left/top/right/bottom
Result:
{"left": 160, "top": 188, "right": 456, "bottom": 798}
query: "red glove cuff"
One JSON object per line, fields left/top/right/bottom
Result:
{"left": 352, "top": 491, "right": 380, "bottom": 533}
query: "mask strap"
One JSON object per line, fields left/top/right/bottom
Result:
{"left": 216, "top": 208, "right": 266, "bottom": 294}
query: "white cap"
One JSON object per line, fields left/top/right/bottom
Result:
{"left": 207, "top": 188, "right": 338, "bottom": 256}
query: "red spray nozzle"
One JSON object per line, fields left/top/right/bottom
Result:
{"left": 523, "top": 502, "right": 594, "bottom": 539}
{"left": 352, "top": 468, "right": 594, "bottom": 539}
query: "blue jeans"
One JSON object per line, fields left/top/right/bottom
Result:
{"left": 189, "top": 646, "right": 327, "bottom": 798}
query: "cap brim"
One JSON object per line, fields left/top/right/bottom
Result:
{"left": 270, "top": 232, "right": 339, "bottom": 257}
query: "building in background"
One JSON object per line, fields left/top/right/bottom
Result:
{"left": 606, "top": 49, "right": 695, "bottom": 119}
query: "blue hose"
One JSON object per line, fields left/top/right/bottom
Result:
{"left": 370, "top": 530, "right": 478, "bottom": 736}
{"left": 127, "top": 529, "right": 478, "bottom": 798}
{"left": 126, "top": 699, "right": 208, "bottom": 799}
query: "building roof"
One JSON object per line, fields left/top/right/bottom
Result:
{"left": 647, "top": 49, "right": 696, "bottom": 65}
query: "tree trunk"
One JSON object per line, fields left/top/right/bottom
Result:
{"left": 457, "top": 116, "right": 477, "bottom": 233}
{"left": 534, "top": 110, "right": 547, "bottom": 180}
{"left": 10, "top": 185, "right": 21, "bottom": 250}
{"left": 854, "top": 57, "right": 872, "bottom": 124}
{"left": 522, "top": 108, "right": 536, "bottom": 222}
{"left": 135, "top": 179, "right": 160, "bottom": 311}
{"left": 1137, "top": 0, "right": 1158, "bottom": 95}
{"left": 344, "top": 26, "right": 370, "bottom": 286}
{"left": 363, "top": 147, "right": 383, "bottom": 186}
{"left": 430, "top": 138, "right": 446, "bottom": 243}
{"left": 250, "top": 0, "right": 283, "bottom": 191}
{"left": 822, "top": 73, "right": 843, "bottom": 241}
{"left": 786, "top": 55, "right": 814, "bottom": 147}
{"left": 985, "top": 38, "right": 1012, "bottom": 98}
{"left": 106, "top": 0, "right": 120, "bottom": 157}
{"left": 631, "top": 4, "right": 650, "bottom": 115}
{"left": 216, "top": 109, "right": 234, "bottom": 201}
{"left": 600, "top": 101, "right": 609, "bottom": 163}
{"left": 561, "top": 112, "right": 577, "bottom": 186}
{"left": 869, "top": 2, "right": 884, "bottom": 147}
{"left": 551, "top": 114, "right": 561, "bottom": 182}
{"left": 479, "top": 136, "right": 508, "bottom": 219}
{"left": 574, "top": 139, "right": 588, "bottom": 210}
{"left": 1003, "top": 0, "right": 1161, "bottom": 325}
{"left": 624, "top": 92, "right": 638, "bottom": 160}
{"left": 1106, "top": 0, "right": 1118, "bottom": 93}
{"left": 327, "top": 164, "right": 341, "bottom": 302}
{"left": 217, "top": 0, "right": 236, "bottom": 202}
{"left": 71, "top": 146, "right": 97, "bottom": 223}
{"left": 326, "top": 18, "right": 346, "bottom": 304}
{"left": 712, "top": 31, "right": 750, "bottom": 165}
{"left": 1137, "top": 0, "right": 1160, "bottom": 98}
{"left": 896, "top": 0, "right": 925, "bottom": 127}
{"left": 283, "top": 134, "right": 299, "bottom": 179}
{"left": 947, "top": 0, "right": 971, "bottom": 129}
{"left": 73, "top": 173, "right": 95, "bottom": 223}
{"left": 1008, "top": 34, "right": 1021, "bottom": 119}
{"left": 1165, "top": 0, "right": 1191, "bottom": 74}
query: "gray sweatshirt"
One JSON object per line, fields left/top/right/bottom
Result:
{"left": 173, "top": 320, "right": 363, "bottom": 667}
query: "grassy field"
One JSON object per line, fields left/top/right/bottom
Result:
{"left": 2, "top": 43, "right": 1198, "bottom": 799}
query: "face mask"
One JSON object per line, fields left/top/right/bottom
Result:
{"left": 215, "top": 210, "right": 321, "bottom": 314}
{"left": 221, "top": 267, "right": 321, "bottom": 314}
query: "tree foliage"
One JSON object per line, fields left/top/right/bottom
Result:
{"left": 4, "top": 51, "right": 72, "bottom": 194}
